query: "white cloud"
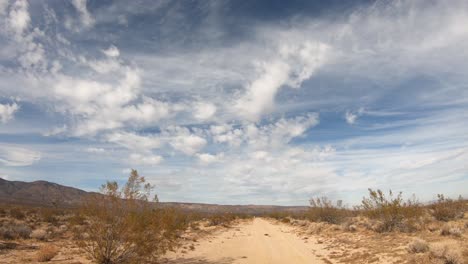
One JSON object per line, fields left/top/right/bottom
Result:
{"left": 7, "top": 0, "right": 30, "bottom": 35}
{"left": 84, "top": 147, "right": 105, "bottom": 154}
{"left": 0, "top": 103, "right": 19, "bottom": 123}
{"left": 71, "top": 0, "right": 94, "bottom": 28}
{"left": 345, "top": 108, "right": 365, "bottom": 125}
{"left": 102, "top": 45, "right": 120, "bottom": 58}
{"left": 106, "top": 131, "right": 161, "bottom": 153}
{"left": 0, "top": 0, "right": 9, "bottom": 15}
{"left": 193, "top": 102, "right": 216, "bottom": 120}
{"left": 129, "top": 153, "right": 162, "bottom": 166}
{"left": 345, "top": 111, "right": 357, "bottom": 125}
{"left": 167, "top": 127, "right": 207, "bottom": 155}
{"left": 197, "top": 152, "right": 223, "bottom": 165}
{"left": 210, "top": 112, "right": 319, "bottom": 149}
{"left": 0, "top": 145, "right": 41, "bottom": 166}
{"left": 235, "top": 42, "right": 330, "bottom": 121}
{"left": 43, "top": 125, "right": 67, "bottom": 136}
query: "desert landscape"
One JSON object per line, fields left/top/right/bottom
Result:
{"left": 1, "top": 0, "right": 468, "bottom": 263}
{"left": 0, "top": 174, "right": 467, "bottom": 263}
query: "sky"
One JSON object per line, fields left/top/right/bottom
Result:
{"left": 0, "top": 0, "right": 467, "bottom": 206}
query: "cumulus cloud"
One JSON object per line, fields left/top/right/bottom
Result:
{"left": 168, "top": 127, "right": 207, "bottom": 156}
{"left": 210, "top": 112, "right": 319, "bottom": 149}
{"left": 193, "top": 102, "right": 216, "bottom": 120}
{"left": 0, "top": 145, "right": 41, "bottom": 166}
{"left": 0, "top": 102, "right": 19, "bottom": 123}
{"left": 197, "top": 152, "right": 224, "bottom": 165}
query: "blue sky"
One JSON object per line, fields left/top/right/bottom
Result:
{"left": 0, "top": 0, "right": 467, "bottom": 205}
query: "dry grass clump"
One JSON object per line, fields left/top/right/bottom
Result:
{"left": 431, "top": 194, "right": 466, "bottom": 222}
{"left": 407, "top": 238, "right": 429, "bottom": 253}
{"left": 429, "top": 242, "right": 464, "bottom": 264}
{"left": 308, "top": 197, "right": 350, "bottom": 224}
{"left": 440, "top": 224, "right": 463, "bottom": 237}
{"left": 76, "top": 170, "right": 188, "bottom": 264}
{"left": 0, "top": 222, "right": 32, "bottom": 239}
{"left": 36, "top": 245, "right": 59, "bottom": 262}
{"left": 360, "top": 189, "right": 423, "bottom": 232}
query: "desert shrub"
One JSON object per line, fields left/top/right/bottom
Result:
{"left": 360, "top": 189, "right": 423, "bottom": 232}
{"left": 308, "top": 197, "right": 349, "bottom": 224}
{"left": 9, "top": 208, "right": 26, "bottom": 220}
{"left": 76, "top": 169, "right": 186, "bottom": 264}
{"left": 0, "top": 208, "right": 6, "bottom": 217}
{"left": 39, "top": 209, "right": 59, "bottom": 225}
{"left": 430, "top": 242, "right": 464, "bottom": 264}
{"left": 207, "top": 213, "right": 238, "bottom": 227}
{"left": 31, "top": 229, "right": 48, "bottom": 240}
{"left": 67, "top": 213, "right": 86, "bottom": 226}
{"left": 431, "top": 194, "right": 466, "bottom": 222}
{"left": 0, "top": 222, "right": 32, "bottom": 239}
{"left": 407, "top": 238, "right": 429, "bottom": 253}
{"left": 440, "top": 224, "right": 462, "bottom": 237}
{"left": 36, "top": 245, "right": 59, "bottom": 262}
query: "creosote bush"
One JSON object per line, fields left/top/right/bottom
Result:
{"left": 361, "top": 189, "right": 423, "bottom": 232}
{"left": 431, "top": 194, "right": 466, "bottom": 222}
{"left": 76, "top": 169, "right": 187, "bottom": 264}
{"left": 308, "top": 197, "right": 349, "bottom": 224}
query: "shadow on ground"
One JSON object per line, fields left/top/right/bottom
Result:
{"left": 162, "top": 257, "right": 236, "bottom": 264}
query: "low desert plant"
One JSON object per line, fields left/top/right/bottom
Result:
{"left": 0, "top": 222, "right": 32, "bottom": 239}
{"left": 431, "top": 194, "right": 466, "bottom": 222}
{"left": 360, "top": 189, "right": 423, "bottom": 232}
{"left": 440, "top": 224, "right": 462, "bottom": 237}
{"left": 9, "top": 208, "right": 26, "bottom": 220}
{"left": 36, "top": 245, "right": 59, "bottom": 262}
{"left": 31, "top": 228, "right": 48, "bottom": 240}
{"left": 76, "top": 169, "right": 186, "bottom": 264}
{"left": 430, "top": 242, "right": 464, "bottom": 264}
{"left": 308, "top": 197, "right": 349, "bottom": 224}
{"left": 407, "top": 238, "right": 429, "bottom": 253}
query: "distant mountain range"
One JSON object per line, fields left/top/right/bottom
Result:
{"left": 0, "top": 178, "right": 309, "bottom": 214}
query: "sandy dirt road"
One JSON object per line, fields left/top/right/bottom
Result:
{"left": 165, "top": 218, "right": 329, "bottom": 264}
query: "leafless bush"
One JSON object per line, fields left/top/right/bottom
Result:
{"left": 76, "top": 169, "right": 187, "bottom": 264}
{"left": 360, "top": 189, "right": 423, "bottom": 232}
{"left": 36, "top": 245, "right": 59, "bottom": 262}
{"left": 407, "top": 238, "right": 429, "bottom": 253}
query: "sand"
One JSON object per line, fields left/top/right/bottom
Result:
{"left": 164, "top": 218, "right": 330, "bottom": 264}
